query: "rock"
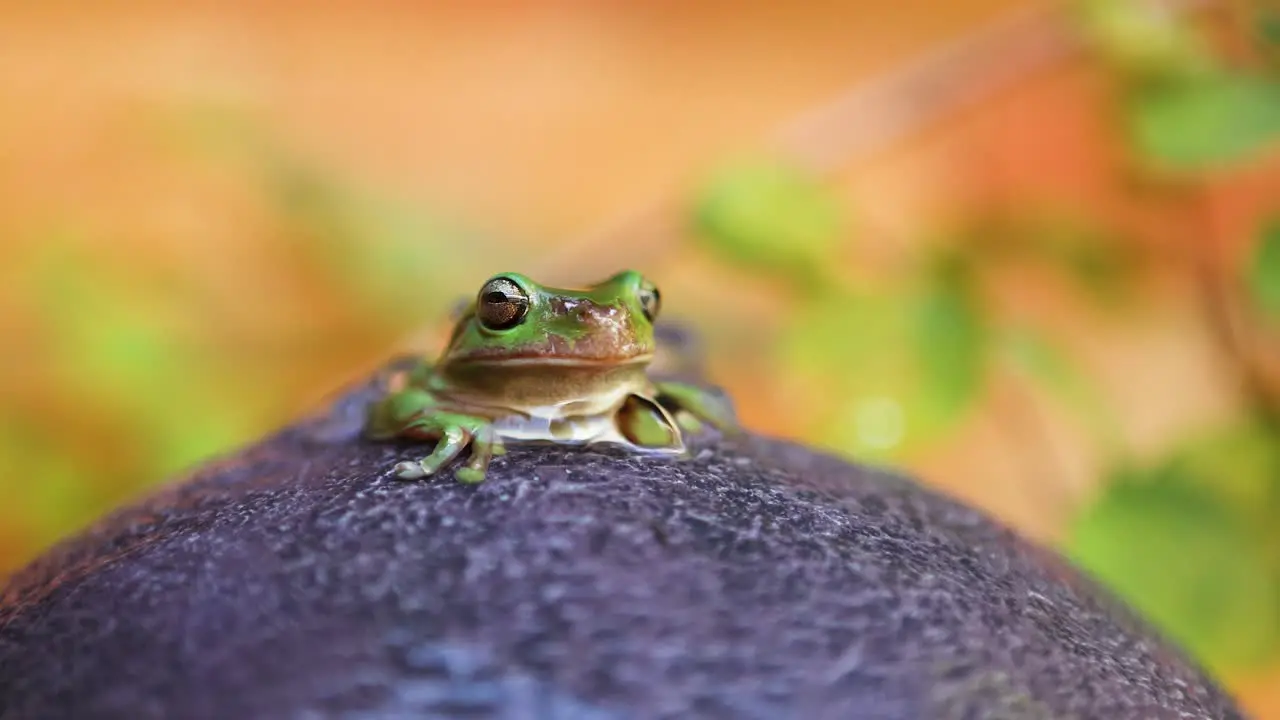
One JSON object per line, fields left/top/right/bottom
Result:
{"left": 0, "top": 362, "right": 1245, "bottom": 719}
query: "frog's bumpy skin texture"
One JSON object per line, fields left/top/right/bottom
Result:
{"left": 0, "top": 362, "right": 1245, "bottom": 720}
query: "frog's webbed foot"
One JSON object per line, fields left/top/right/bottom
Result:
{"left": 653, "top": 380, "right": 739, "bottom": 436}
{"left": 454, "top": 425, "right": 503, "bottom": 484}
{"left": 392, "top": 423, "right": 468, "bottom": 480}
{"left": 616, "top": 394, "right": 684, "bottom": 452}
{"left": 390, "top": 412, "right": 504, "bottom": 484}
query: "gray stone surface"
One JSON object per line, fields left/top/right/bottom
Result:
{"left": 0, "top": 363, "right": 1245, "bottom": 719}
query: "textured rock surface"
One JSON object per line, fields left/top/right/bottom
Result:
{"left": 0, "top": 363, "right": 1245, "bottom": 719}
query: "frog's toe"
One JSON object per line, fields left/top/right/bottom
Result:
{"left": 654, "top": 381, "right": 738, "bottom": 434}
{"left": 393, "top": 461, "right": 428, "bottom": 480}
{"left": 459, "top": 454, "right": 492, "bottom": 480}
{"left": 388, "top": 424, "right": 472, "bottom": 481}
{"left": 686, "top": 400, "right": 738, "bottom": 434}
{"left": 457, "top": 434, "right": 497, "bottom": 484}
{"left": 674, "top": 411, "right": 705, "bottom": 434}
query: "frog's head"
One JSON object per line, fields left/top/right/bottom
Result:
{"left": 440, "top": 270, "right": 662, "bottom": 367}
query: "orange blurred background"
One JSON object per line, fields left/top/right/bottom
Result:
{"left": 4, "top": 0, "right": 1280, "bottom": 713}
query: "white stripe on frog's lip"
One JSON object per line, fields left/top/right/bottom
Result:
{"left": 450, "top": 354, "right": 654, "bottom": 367}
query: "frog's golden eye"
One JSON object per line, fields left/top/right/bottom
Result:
{"left": 638, "top": 282, "right": 661, "bottom": 322}
{"left": 477, "top": 276, "right": 530, "bottom": 331}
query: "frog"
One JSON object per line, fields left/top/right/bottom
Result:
{"left": 363, "top": 270, "right": 737, "bottom": 483}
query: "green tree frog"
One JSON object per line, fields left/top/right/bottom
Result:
{"left": 364, "top": 270, "right": 736, "bottom": 483}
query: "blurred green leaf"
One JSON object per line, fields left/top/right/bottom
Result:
{"left": 778, "top": 291, "right": 909, "bottom": 397}
{"left": 1075, "top": 0, "right": 1207, "bottom": 81}
{"left": 692, "top": 159, "right": 845, "bottom": 290}
{"left": 1069, "top": 464, "right": 1280, "bottom": 670}
{"left": 0, "top": 420, "right": 117, "bottom": 545}
{"left": 778, "top": 258, "right": 989, "bottom": 460}
{"left": 22, "top": 237, "right": 263, "bottom": 488}
{"left": 778, "top": 289, "right": 918, "bottom": 458}
{"left": 145, "top": 401, "right": 254, "bottom": 478}
{"left": 1167, "top": 417, "right": 1280, "bottom": 517}
{"left": 24, "top": 239, "right": 181, "bottom": 395}
{"left": 1129, "top": 74, "right": 1280, "bottom": 169}
{"left": 268, "top": 160, "right": 480, "bottom": 321}
{"left": 910, "top": 254, "right": 988, "bottom": 428}
{"left": 1247, "top": 218, "right": 1280, "bottom": 319}
{"left": 1257, "top": 4, "right": 1280, "bottom": 61}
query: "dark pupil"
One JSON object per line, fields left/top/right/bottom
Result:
{"left": 480, "top": 284, "right": 526, "bottom": 328}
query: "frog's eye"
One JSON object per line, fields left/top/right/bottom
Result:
{"left": 638, "top": 282, "right": 661, "bottom": 323}
{"left": 477, "top": 276, "right": 530, "bottom": 331}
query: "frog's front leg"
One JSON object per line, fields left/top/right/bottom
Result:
{"left": 653, "top": 380, "right": 739, "bottom": 435}
{"left": 365, "top": 388, "right": 504, "bottom": 483}
{"left": 390, "top": 411, "right": 503, "bottom": 483}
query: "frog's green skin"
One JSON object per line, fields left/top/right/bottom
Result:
{"left": 364, "top": 270, "right": 737, "bottom": 483}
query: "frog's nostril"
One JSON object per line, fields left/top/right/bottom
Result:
{"left": 575, "top": 300, "right": 604, "bottom": 320}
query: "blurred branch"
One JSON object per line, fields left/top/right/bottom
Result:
{"left": 536, "top": 0, "right": 1218, "bottom": 278}
{"left": 1188, "top": 185, "right": 1280, "bottom": 423}
{"left": 774, "top": 0, "right": 1212, "bottom": 171}
{"left": 773, "top": 2, "right": 1081, "bottom": 174}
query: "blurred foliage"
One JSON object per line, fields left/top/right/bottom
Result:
{"left": 0, "top": 121, "right": 515, "bottom": 555}
{"left": 1069, "top": 417, "right": 1280, "bottom": 667}
{"left": 683, "top": 0, "right": 1280, "bottom": 676}
{"left": 4, "top": 0, "right": 1280, "bottom": 692}
{"left": 1072, "top": 0, "right": 1280, "bottom": 673}
{"left": 1080, "top": 0, "right": 1280, "bottom": 171}
{"left": 691, "top": 180, "right": 1131, "bottom": 459}
{"left": 1130, "top": 72, "right": 1280, "bottom": 168}
{"left": 694, "top": 159, "right": 847, "bottom": 292}
{"left": 1070, "top": 456, "right": 1280, "bottom": 668}
{"left": 6, "top": 235, "right": 264, "bottom": 550}
{"left": 1251, "top": 218, "right": 1280, "bottom": 318}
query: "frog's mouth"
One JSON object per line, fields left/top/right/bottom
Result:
{"left": 456, "top": 353, "right": 654, "bottom": 367}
